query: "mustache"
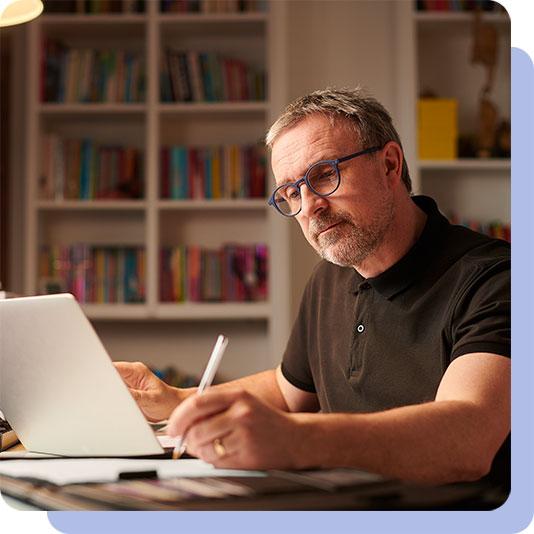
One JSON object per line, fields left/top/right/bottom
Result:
{"left": 309, "top": 212, "right": 352, "bottom": 240}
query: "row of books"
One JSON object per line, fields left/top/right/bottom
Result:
{"left": 449, "top": 214, "right": 511, "bottom": 242}
{"left": 39, "top": 245, "right": 146, "bottom": 303}
{"left": 161, "top": 49, "right": 266, "bottom": 103}
{"left": 42, "top": 40, "right": 146, "bottom": 103}
{"left": 44, "top": 0, "right": 146, "bottom": 13}
{"left": 42, "top": 0, "right": 265, "bottom": 14}
{"left": 160, "top": 0, "right": 268, "bottom": 13}
{"left": 160, "top": 144, "right": 266, "bottom": 199}
{"left": 40, "top": 135, "right": 144, "bottom": 200}
{"left": 160, "top": 244, "right": 268, "bottom": 302}
{"left": 415, "top": 0, "right": 506, "bottom": 11}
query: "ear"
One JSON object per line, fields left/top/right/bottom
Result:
{"left": 382, "top": 141, "right": 403, "bottom": 185}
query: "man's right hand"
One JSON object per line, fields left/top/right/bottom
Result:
{"left": 114, "top": 361, "right": 193, "bottom": 422}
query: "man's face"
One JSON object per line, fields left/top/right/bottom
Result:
{"left": 271, "top": 114, "right": 395, "bottom": 268}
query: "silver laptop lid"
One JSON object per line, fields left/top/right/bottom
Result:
{"left": 0, "top": 293, "right": 163, "bottom": 456}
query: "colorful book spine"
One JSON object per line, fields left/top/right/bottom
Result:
{"left": 42, "top": 40, "right": 146, "bottom": 103}
{"left": 159, "top": 143, "right": 265, "bottom": 200}
{"left": 415, "top": 0, "right": 505, "bottom": 12}
{"left": 160, "top": 0, "right": 267, "bottom": 13}
{"left": 164, "top": 49, "right": 265, "bottom": 103}
{"left": 449, "top": 213, "right": 511, "bottom": 242}
{"left": 43, "top": 1, "right": 146, "bottom": 14}
{"left": 38, "top": 244, "right": 146, "bottom": 303}
{"left": 159, "top": 243, "right": 269, "bottom": 302}
{"left": 40, "top": 135, "right": 144, "bottom": 200}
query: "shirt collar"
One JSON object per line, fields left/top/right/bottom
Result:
{"left": 349, "top": 196, "right": 450, "bottom": 299}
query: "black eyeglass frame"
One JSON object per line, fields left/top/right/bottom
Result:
{"left": 267, "top": 145, "right": 383, "bottom": 217}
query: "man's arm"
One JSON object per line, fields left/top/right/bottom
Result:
{"left": 292, "top": 352, "right": 510, "bottom": 484}
{"left": 211, "top": 368, "right": 291, "bottom": 411}
{"left": 212, "top": 365, "right": 318, "bottom": 412}
{"left": 166, "top": 352, "right": 509, "bottom": 485}
{"left": 114, "top": 362, "right": 317, "bottom": 419}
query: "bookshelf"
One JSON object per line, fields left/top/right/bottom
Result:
{"left": 394, "top": 2, "right": 511, "bottom": 232}
{"left": 23, "top": 1, "right": 291, "bottom": 377}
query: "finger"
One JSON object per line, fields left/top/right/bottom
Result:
{"left": 128, "top": 387, "right": 143, "bottom": 402}
{"left": 186, "top": 409, "right": 235, "bottom": 449}
{"left": 113, "top": 361, "right": 140, "bottom": 386}
{"left": 128, "top": 388, "right": 161, "bottom": 422}
{"left": 167, "top": 388, "right": 247, "bottom": 438}
{"left": 114, "top": 361, "right": 149, "bottom": 388}
{"left": 190, "top": 430, "right": 236, "bottom": 464}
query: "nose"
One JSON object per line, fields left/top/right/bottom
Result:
{"left": 299, "top": 184, "right": 328, "bottom": 217}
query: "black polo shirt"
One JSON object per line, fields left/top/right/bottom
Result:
{"left": 282, "top": 195, "right": 510, "bottom": 487}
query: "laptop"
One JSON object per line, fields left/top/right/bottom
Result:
{"left": 0, "top": 293, "right": 165, "bottom": 457}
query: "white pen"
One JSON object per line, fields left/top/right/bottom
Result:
{"left": 171, "top": 334, "right": 228, "bottom": 459}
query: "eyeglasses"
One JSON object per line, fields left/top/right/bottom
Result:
{"left": 268, "top": 146, "right": 383, "bottom": 217}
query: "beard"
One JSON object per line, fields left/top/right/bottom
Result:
{"left": 309, "top": 202, "right": 394, "bottom": 268}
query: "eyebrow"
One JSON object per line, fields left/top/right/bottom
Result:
{"left": 275, "top": 153, "right": 336, "bottom": 188}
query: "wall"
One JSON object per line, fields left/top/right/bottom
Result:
{"left": 283, "top": 0, "right": 398, "bottom": 319}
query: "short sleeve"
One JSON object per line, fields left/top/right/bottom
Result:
{"left": 450, "top": 258, "right": 510, "bottom": 360}
{"left": 281, "top": 279, "right": 316, "bottom": 393}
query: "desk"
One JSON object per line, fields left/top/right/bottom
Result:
{"left": 0, "top": 459, "right": 507, "bottom": 511}
{"left": 0, "top": 440, "right": 508, "bottom": 511}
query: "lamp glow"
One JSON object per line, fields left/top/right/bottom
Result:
{"left": 0, "top": 0, "right": 43, "bottom": 27}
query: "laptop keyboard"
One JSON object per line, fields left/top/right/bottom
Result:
{"left": 0, "top": 418, "right": 19, "bottom": 451}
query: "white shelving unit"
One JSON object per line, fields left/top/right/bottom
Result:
{"left": 418, "top": 159, "right": 511, "bottom": 171}
{"left": 23, "top": 2, "right": 291, "bottom": 377}
{"left": 394, "top": 4, "right": 511, "bottom": 226}
{"left": 413, "top": 11, "right": 510, "bottom": 26}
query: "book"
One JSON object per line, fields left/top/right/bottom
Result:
{"left": 161, "top": 50, "right": 266, "bottom": 103}
{"left": 42, "top": 41, "right": 146, "bottom": 103}
{"left": 39, "top": 245, "right": 146, "bottom": 303}
{"left": 418, "top": 98, "right": 458, "bottom": 160}
{"left": 41, "top": 134, "right": 144, "bottom": 200}
{"left": 160, "top": 243, "right": 269, "bottom": 302}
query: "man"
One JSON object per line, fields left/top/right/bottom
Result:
{"left": 116, "top": 88, "right": 510, "bottom": 487}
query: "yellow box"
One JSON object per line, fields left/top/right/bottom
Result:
{"left": 418, "top": 98, "right": 458, "bottom": 160}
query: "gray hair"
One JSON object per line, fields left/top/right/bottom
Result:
{"left": 266, "top": 87, "right": 412, "bottom": 193}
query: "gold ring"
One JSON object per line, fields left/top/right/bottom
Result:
{"left": 213, "top": 438, "right": 226, "bottom": 457}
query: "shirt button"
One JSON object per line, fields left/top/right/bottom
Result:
{"left": 360, "top": 282, "right": 371, "bottom": 290}
{"left": 356, "top": 324, "right": 365, "bottom": 334}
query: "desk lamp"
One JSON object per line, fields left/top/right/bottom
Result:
{"left": 0, "top": 0, "right": 43, "bottom": 27}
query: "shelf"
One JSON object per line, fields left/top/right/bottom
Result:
{"left": 158, "top": 102, "right": 268, "bottom": 115}
{"left": 158, "top": 12, "right": 266, "bottom": 35}
{"left": 157, "top": 13, "right": 267, "bottom": 24}
{"left": 155, "top": 302, "right": 270, "bottom": 320}
{"left": 158, "top": 199, "right": 267, "bottom": 210}
{"left": 36, "top": 200, "right": 147, "bottom": 211}
{"left": 418, "top": 159, "right": 511, "bottom": 171}
{"left": 40, "top": 14, "right": 147, "bottom": 24}
{"left": 82, "top": 303, "right": 149, "bottom": 320}
{"left": 82, "top": 302, "right": 270, "bottom": 321}
{"left": 39, "top": 104, "right": 146, "bottom": 115}
{"left": 414, "top": 12, "right": 510, "bottom": 25}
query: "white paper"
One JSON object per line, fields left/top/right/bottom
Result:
{"left": 156, "top": 434, "right": 181, "bottom": 448}
{"left": 0, "top": 458, "right": 264, "bottom": 486}
{"left": 0, "top": 451, "right": 60, "bottom": 459}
